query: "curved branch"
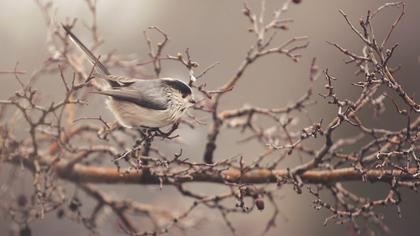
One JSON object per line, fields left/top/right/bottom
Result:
{"left": 58, "top": 166, "right": 420, "bottom": 185}
{"left": 15, "top": 155, "right": 420, "bottom": 185}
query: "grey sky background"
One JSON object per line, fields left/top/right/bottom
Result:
{"left": 0, "top": 0, "right": 419, "bottom": 235}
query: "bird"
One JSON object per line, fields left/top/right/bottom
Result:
{"left": 62, "top": 25, "right": 196, "bottom": 129}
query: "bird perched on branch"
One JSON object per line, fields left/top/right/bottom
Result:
{"left": 62, "top": 25, "right": 195, "bottom": 128}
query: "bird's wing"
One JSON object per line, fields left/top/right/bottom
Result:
{"left": 62, "top": 25, "right": 110, "bottom": 76}
{"left": 92, "top": 74, "right": 153, "bottom": 88}
{"left": 101, "top": 75, "right": 139, "bottom": 85}
{"left": 93, "top": 80, "right": 169, "bottom": 110}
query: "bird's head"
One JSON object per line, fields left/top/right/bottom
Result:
{"left": 162, "top": 78, "right": 196, "bottom": 107}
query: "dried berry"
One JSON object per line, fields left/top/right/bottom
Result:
{"left": 69, "top": 197, "right": 81, "bottom": 212}
{"left": 19, "top": 225, "right": 31, "bottom": 236}
{"left": 255, "top": 197, "right": 265, "bottom": 211}
{"left": 17, "top": 194, "right": 27, "bottom": 207}
{"left": 57, "top": 209, "right": 65, "bottom": 219}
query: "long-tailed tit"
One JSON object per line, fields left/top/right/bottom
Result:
{"left": 63, "top": 25, "right": 195, "bottom": 128}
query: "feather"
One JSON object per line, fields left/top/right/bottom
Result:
{"left": 91, "top": 85, "right": 168, "bottom": 110}
{"left": 62, "top": 25, "right": 110, "bottom": 75}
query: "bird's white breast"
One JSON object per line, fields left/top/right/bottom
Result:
{"left": 106, "top": 98, "right": 184, "bottom": 128}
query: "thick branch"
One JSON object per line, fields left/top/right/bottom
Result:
{"left": 15, "top": 156, "right": 420, "bottom": 185}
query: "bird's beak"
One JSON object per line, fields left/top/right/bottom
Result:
{"left": 189, "top": 98, "right": 196, "bottom": 104}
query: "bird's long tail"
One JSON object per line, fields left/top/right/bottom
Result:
{"left": 62, "top": 25, "right": 110, "bottom": 76}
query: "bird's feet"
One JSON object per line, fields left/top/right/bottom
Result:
{"left": 155, "top": 123, "right": 180, "bottom": 139}
{"left": 141, "top": 123, "right": 179, "bottom": 139}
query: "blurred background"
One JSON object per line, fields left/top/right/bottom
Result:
{"left": 0, "top": 0, "right": 419, "bottom": 235}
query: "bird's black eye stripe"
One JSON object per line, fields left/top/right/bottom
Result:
{"left": 163, "top": 80, "right": 192, "bottom": 97}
